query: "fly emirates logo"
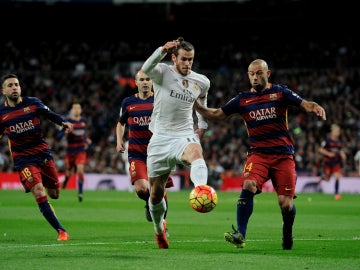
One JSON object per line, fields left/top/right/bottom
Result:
{"left": 9, "top": 120, "right": 35, "bottom": 133}
{"left": 249, "top": 107, "right": 277, "bottom": 121}
{"left": 170, "top": 89, "right": 195, "bottom": 103}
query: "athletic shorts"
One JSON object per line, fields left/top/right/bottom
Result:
{"left": 65, "top": 152, "right": 87, "bottom": 171}
{"left": 241, "top": 152, "right": 297, "bottom": 197}
{"left": 19, "top": 159, "right": 59, "bottom": 193}
{"left": 147, "top": 133, "right": 201, "bottom": 178}
{"left": 129, "top": 159, "right": 174, "bottom": 188}
{"left": 323, "top": 164, "right": 342, "bottom": 179}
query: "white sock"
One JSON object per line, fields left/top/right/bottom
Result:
{"left": 190, "top": 158, "right": 208, "bottom": 186}
{"left": 149, "top": 198, "right": 166, "bottom": 233}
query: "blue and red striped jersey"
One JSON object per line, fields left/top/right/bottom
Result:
{"left": 0, "top": 96, "right": 65, "bottom": 170}
{"left": 57, "top": 117, "right": 88, "bottom": 155}
{"left": 119, "top": 93, "right": 153, "bottom": 162}
{"left": 221, "top": 83, "right": 303, "bottom": 155}
{"left": 321, "top": 138, "right": 343, "bottom": 166}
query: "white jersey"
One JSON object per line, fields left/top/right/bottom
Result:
{"left": 142, "top": 47, "right": 210, "bottom": 137}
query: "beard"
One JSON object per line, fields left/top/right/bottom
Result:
{"left": 253, "top": 84, "right": 264, "bottom": 92}
{"left": 8, "top": 93, "right": 20, "bottom": 103}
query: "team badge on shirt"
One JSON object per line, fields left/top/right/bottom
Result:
{"left": 24, "top": 107, "right": 31, "bottom": 113}
{"left": 193, "top": 82, "right": 199, "bottom": 91}
{"left": 270, "top": 93, "right": 277, "bottom": 101}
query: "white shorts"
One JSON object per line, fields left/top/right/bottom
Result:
{"left": 147, "top": 133, "right": 201, "bottom": 178}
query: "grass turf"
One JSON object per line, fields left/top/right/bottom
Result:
{"left": 0, "top": 189, "right": 359, "bottom": 270}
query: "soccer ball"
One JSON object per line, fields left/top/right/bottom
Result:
{"left": 189, "top": 184, "right": 218, "bottom": 213}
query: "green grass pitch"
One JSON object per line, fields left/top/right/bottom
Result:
{"left": 1, "top": 189, "right": 359, "bottom": 270}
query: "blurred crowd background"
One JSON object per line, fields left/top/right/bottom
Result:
{"left": 1, "top": 0, "right": 359, "bottom": 188}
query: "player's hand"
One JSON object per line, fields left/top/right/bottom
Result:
{"left": 314, "top": 105, "right": 326, "bottom": 120}
{"left": 116, "top": 143, "right": 125, "bottom": 153}
{"left": 195, "top": 128, "right": 206, "bottom": 139}
{"left": 161, "top": 39, "right": 180, "bottom": 54}
{"left": 62, "top": 122, "right": 73, "bottom": 134}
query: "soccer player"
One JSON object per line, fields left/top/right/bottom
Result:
{"left": 318, "top": 124, "right": 346, "bottom": 200}
{"left": 57, "top": 102, "right": 91, "bottom": 202}
{"left": 0, "top": 73, "right": 73, "bottom": 241}
{"left": 116, "top": 70, "right": 174, "bottom": 224}
{"left": 141, "top": 37, "right": 210, "bottom": 249}
{"left": 194, "top": 59, "right": 327, "bottom": 250}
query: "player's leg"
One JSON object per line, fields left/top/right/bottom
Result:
{"left": 181, "top": 138, "right": 208, "bottom": 187}
{"left": 273, "top": 155, "right": 297, "bottom": 250}
{"left": 225, "top": 153, "right": 266, "bottom": 248}
{"left": 128, "top": 160, "right": 152, "bottom": 221}
{"left": 146, "top": 135, "right": 172, "bottom": 248}
{"left": 21, "top": 163, "right": 69, "bottom": 241}
{"left": 333, "top": 169, "right": 342, "bottom": 200}
{"left": 76, "top": 164, "right": 85, "bottom": 202}
{"left": 75, "top": 152, "right": 87, "bottom": 202}
{"left": 224, "top": 178, "right": 257, "bottom": 248}
{"left": 278, "top": 195, "right": 296, "bottom": 250}
{"left": 163, "top": 175, "right": 174, "bottom": 220}
{"left": 62, "top": 154, "right": 74, "bottom": 189}
{"left": 149, "top": 174, "right": 169, "bottom": 248}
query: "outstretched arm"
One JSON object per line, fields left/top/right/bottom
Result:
{"left": 300, "top": 100, "right": 326, "bottom": 120}
{"left": 193, "top": 99, "right": 228, "bottom": 121}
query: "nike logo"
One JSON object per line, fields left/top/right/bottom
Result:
{"left": 245, "top": 99, "right": 254, "bottom": 103}
{"left": 129, "top": 106, "right": 136, "bottom": 110}
{"left": 285, "top": 187, "right": 292, "bottom": 191}
{"left": 2, "top": 115, "right": 9, "bottom": 120}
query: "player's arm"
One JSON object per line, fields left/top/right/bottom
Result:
{"left": 340, "top": 149, "right": 347, "bottom": 163}
{"left": 195, "top": 93, "right": 209, "bottom": 136}
{"left": 116, "top": 122, "right": 126, "bottom": 153}
{"left": 300, "top": 100, "right": 326, "bottom": 120}
{"left": 36, "top": 98, "right": 73, "bottom": 133}
{"left": 141, "top": 45, "right": 170, "bottom": 80}
{"left": 194, "top": 99, "right": 227, "bottom": 121}
{"left": 141, "top": 39, "right": 179, "bottom": 79}
{"left": 319, "top": 141, "right": 335, "bottom": 158}
{"left": 319, "top": 147, "right": 333, "bottom": 157}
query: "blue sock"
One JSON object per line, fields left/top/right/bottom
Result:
{"left": 236, "top": 189, "right": 254, "bottom": 238}
{"left": 282, "top": 204, "right": 296, "bottom": 237}
{"left": 78, "top": 179, "right": 84, "bottom": 195}
{"left": 335, "top": 180, "right": 339, "bottom": 194}
{"left": 39, "top": 200, "right": 65, "bottom": 232}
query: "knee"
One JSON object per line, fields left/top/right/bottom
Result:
{"left": 47, "top": 189, "right": 60, "bottom": 199}
{"left": 135, "top": 179, "right": 148, "bottom": 192}
{"left": 242, "top": 179, "right": 257, "bottom": 193}
{"left": 279, "top": 196, "right": 293, "bottom": 212}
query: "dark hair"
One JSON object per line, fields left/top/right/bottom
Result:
{"left": 68, "top": 101, "right": 81, "bottom": 111}
{"left": 172, "top": 37, "right": 194, "bottom": 56}
{"left": 1, "top": 73, "right": 18, "bottom": 85}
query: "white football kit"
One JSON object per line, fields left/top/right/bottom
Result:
{"left": 142, "top": 46, "right": 210, "bottom": 177}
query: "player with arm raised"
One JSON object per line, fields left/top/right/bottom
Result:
{"left": 141, "top": 37, "right": 210, "bottom": 249}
